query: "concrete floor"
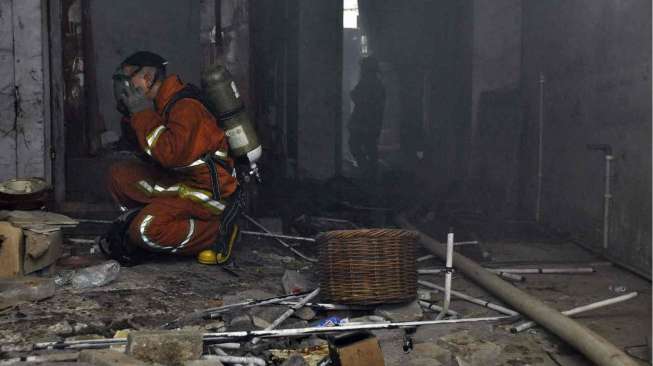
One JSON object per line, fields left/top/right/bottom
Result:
{"left": 0, "top": 220, "right": 650, "bottom": 365}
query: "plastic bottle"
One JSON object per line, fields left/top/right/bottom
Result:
{"left": 71, "top": 260, "right": 121, "bottom": 289}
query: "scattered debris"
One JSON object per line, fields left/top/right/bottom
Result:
{"left": 47, "top": 321, "right": 75, "bottom": 336}
{"left": 491, "top": 267, "right": 596, "bottom": 274}
{"left": 293, "top": 306, "right": 316, "bottom": 321}
{"left": 609, "top": 285, "right": 628, "bottom": 293}
{"left": 271, "top": 345, "right": 328, "bottom": 366}
{"left": 251, "top": 288, "right": 320, "bottom": 344}
{"left": 511, "top": 292, "right": 639, "bottom": 333}
{"left": 79, "top": 349, "right": 148, "bottom": 366}
{"left": 410, "top": 342, "right": 455, "bottom": 366}
{"left": 244, "top": 214, "right": 317, "bottom": 262}
{"left": 204, "top": 354, "right": 266, "bottom": 366}
{"left": 418, "top": 300, "right": 459, "bottom": 318}
{"left": 328, "top": 332, "right": 385, "bottom": 366}
{"left": 282, "top": 270, "right": 313, "bottom": 295}
{"left": 0, "top": 210, "right": 78, "bottom": 228}
{"left": 127, "top": 330, "right": 204, "bottom": 365}
{"left": 0, "top": 277, "right": 55, "bottom": 310}
{"left": 71, "top": 260, "right": 121, "bottom": 289}
{"left": 374, "top": 299, "right": 424, "bottom": 322}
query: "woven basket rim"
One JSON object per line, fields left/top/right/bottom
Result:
{"left": 316, "top": 228, "right": 418, "bottom": 239}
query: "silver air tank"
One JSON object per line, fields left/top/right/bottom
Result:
{"left": 201, "top": 64, "right": 262, "bottom": 179}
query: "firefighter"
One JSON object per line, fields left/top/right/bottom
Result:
{"left": 348, "top": 56, "right": 386, "bottom": 180}
{"left": 104, "top": 51, "right": 239, "bottom": 265}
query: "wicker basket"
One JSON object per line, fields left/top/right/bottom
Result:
{"left": 318, "top": 229, "right": 418, "bottom": 305}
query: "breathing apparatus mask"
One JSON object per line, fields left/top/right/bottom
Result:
{"left": 112, "top": 51, "right": 168, "bottom": 115}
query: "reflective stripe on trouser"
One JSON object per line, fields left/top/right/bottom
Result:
{"left": 136, "top": 181, "right": 226, "bottom": 215}
{"left": 139, "top": 214, "right": 195, "bottom": 253}
{"left": 109, "top": 161, "right": 226, "bottom": 255}
{"left": 128, "top": 203, "right": 221, "bottom": 255}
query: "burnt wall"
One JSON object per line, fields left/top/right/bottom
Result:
{"left": 520, "top": 0, "right": 652, "bottom": 275}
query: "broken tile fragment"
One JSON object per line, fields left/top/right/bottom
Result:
{"left": 127, "top": 330, "right": 203, "bottom": 365}
{"left": 374, "top": 299, "right": 423, "bottom": 322}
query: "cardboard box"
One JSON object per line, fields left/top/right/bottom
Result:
{"left": 328, "top": 332, "right": 385, "bottom": 366}
{"left": 0, "top": 222, "right": 24, "bottom": 277}
{"left": 23, "top": 227, "right": 63, "bottom": 274}
{"left": 0, "top": 222, "right": 62, "bottom": 277}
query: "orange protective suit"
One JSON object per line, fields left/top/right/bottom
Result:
{"left": 108, "top": 75, "right": 237, "bottom": 255}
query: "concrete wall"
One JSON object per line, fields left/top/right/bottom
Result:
{"left": 0, "top": 0, "right": 48, "bottom": 182}
{"left": 296, "top": 0, "right": 342, "bottom": 179}
{"left": 86, "top": 0, "right": 201, "bottom": 144}
{"left": 467, "top": 0, "right": 523, "bottom": 217}
{"left": 520, "top": 0, "right": 652, "bottom": 275}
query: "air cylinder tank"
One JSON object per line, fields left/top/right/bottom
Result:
{"left": 201, "top": 64, "right": 262, "bottom": 177}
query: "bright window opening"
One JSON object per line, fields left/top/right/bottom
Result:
{"left": 344, "top": 0, "right": 359, "bottom": 29}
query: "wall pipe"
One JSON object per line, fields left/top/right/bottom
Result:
{"left": 535, "top": 73, "right": 545, "bottom": 222}
{"left": 587, "top": 144, "right": 613, "bottom": 250}
{"left": 397, "top": 213, "right": 638, "bottom": 366}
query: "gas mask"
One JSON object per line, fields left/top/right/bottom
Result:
{"left": 112, "top": 67, "right": 154, "bottom": 116}
{"left": 112, "top": 68, "right": 133, "bottom": 116}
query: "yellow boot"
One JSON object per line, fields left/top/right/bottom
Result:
{"left": 197, "top": 224, "right": 239, "bottom": 265}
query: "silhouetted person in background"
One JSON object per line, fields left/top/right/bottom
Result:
{"left": 348, "top": 56, "right": 386, "bottom": 180}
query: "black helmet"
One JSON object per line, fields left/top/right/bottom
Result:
{"left": 120, "top": 51, "right": 168, "bottom": 83}
{"left": 121, "top": 51, "right": 168, "bottom": 69}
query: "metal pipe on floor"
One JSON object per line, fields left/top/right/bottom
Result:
{"left": 276, "top": 301, "right": 369, "bottom": 311}
{"left": 251, "top": 288, "right": 320, "bottom": 344}
{"left": 397, "top": 213, "right": 639, "bottom": 366}
{"left": 511, "top": 292, "right": 638, "bottom": 333}
{"left": 240, "top": 230, "right": 316, "bottom": 243}
{"left": 491, "top": 267, "right": 595, "bottom": 274}
{"left": 485, "top": 270, "right": 525, "bottom": 282}
{"left": 418, "top": 268, "right": 525, "bottom": 282}
{"left": 211, "top": 347, "right": 244, "bottom": 366}
{"left": 418, "top": 300, "right": 460, "bottom": 318}
{"left": 419, "top": 280, "right": 519, "bottom": 316}
{"left": 34, "top": 316, "right": 513, "bottom": 350}
{"left": 243, "top": 214, "right": 317, "bottom": 262}
{"left": 416, "top": 241, "right": 479, "bottom": 262}
{"left": 204, "top": 355, "right": 266, "bottom": 366}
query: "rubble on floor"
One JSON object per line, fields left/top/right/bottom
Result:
{"left": 0, "top": 208, "right": 650, "bottom": 366}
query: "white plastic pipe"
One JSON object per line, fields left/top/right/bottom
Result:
{"left": 419, "top": 280, "right": 519, "bottom": 316}
{"left": 535, "top": 72, "right": 545, "bottom": 222}
{"left": 204, "top": 355, "right": 266, "bottom": 366}
{"left": 211, "top": 347, "right": 243, "bottom": 366}
{"left": 603, "top": 155, "right": 613, "bottom": 249}
{"left": 251, "top": 288, "right": 320, "bottom": 344}
{"left": 419, "top": 268, "right": 525, "bottom": 282}
{"left": 487, "top": 270, "right": 526, "bottom": 282}
{"left": 436, "top": 233, "right": 454, "bottom": 320}
{"left": 511, "top": 292, "right": 638, "bottom": 333}
{"left": 491, "top": 267, "right": 595, "bottom": 274}
{"left": 416, "top": 241, "right": 479, "bottom": 262}
{"left": 418, "top": 300, "right": 459, "bottom": 317}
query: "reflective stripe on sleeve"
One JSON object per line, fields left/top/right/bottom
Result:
{"left": 173, "top": 149, "right": 229, "bottom": 170}
{"left": 144, "top": 125, "right": 167, "bottom": 156}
